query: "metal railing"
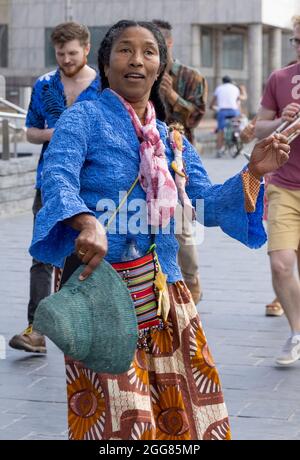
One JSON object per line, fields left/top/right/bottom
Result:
{"left": 0, "top": 98, "right": 27, "bottom": 160}
{"left": 0, "top": 97, "right": 27, "bottom": 115}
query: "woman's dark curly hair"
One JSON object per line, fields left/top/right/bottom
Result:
{"left": 98, "top": 20, "right": 167, "bottom": 121}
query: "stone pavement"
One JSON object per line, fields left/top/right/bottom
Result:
{"left": 1, "top": 154, "right": 300, "bottom": 440}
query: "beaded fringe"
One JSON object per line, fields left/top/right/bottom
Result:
{"left": 137, "top": 318, "right": 166, "bottom": 352}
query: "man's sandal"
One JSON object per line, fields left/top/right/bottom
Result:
{"left": 265, "top": 299, "right": 284, "bottom": 317}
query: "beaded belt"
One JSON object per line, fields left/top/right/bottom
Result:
{"left": 112, "top": 252, "right": 161, "bottom": 330}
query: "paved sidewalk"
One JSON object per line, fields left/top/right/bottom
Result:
{"left": 1, "top": 155, "right": 300, "bottom": 440}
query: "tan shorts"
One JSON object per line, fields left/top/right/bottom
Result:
{"left": 266, "top": 183, "right": 300, "bottom": 252}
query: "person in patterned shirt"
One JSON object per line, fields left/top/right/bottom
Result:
{"left": 153, "top": 19, "right": 208, "bottom": 304}
{"left": 9, "top": 22, "right": 101, "bottom": 354}
{"left": 152, "top": 20, "right": 208, "bottom": 145}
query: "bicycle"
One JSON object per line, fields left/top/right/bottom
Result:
{"left": 223, "top": 116, "right": 243, "bottom": 158}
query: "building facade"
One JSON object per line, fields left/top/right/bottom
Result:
{"left": 0, "top": 0, "right": 299, "bottom": 114}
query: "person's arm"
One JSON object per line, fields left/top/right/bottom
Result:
{"left": 25, "top": 84, "right": 48, "bottom": 141}
{"left": 255, "top": 106, "right": 282, "bottom": 139}
{"left": 173, "top": 74, "right": 208, "bottom": 128}
{"left": 255, "top": 70, "right": 300, "bottom": 139}
{"left": 255, "top": 103, "right": 300, "bottom": 139}
{"left": 183, "top": 130, "right": 291, "bottom": 249}
{"left": 26, "top": 127, "right": 54, "bottom": 144}
{"left": 240, "top": 118, "right": 256, "bottom": 144}
{"left": 161, "top": 70, "right": 208, "bottom": 128}
{"left": 236, "top": 87, "right": 241, "bottom": 105}
{"left": 238, "top": 84, "right": 248, "bottom": 101}
{"left": 254, "top": 70, "right": 281, "bottom": 139}
{"left": 29, "top": 102, "right": 107, "bottom": 276}
{"left": 209, "top": 95, "right": 218, "bottom": 111}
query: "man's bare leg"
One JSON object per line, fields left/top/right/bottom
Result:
{"left": 270, "top": 249, "right": 300, "bottom": 365}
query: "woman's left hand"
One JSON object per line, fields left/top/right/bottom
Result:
{"left": 248, "top": 133, "right": 290, "bottom": 179}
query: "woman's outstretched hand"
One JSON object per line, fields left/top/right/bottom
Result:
{"left": 248, "top": 133, "right": 291, "bottom": 179}
{"left": 65, "top": 214, "right": 108, "bottom": 280}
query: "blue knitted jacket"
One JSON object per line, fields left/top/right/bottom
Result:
{"left": 30, "top": 89, "right": 266, "bottom": 282}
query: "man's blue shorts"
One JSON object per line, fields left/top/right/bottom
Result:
{"left": 217, "top": 109, "right": 240, "bottom": 131}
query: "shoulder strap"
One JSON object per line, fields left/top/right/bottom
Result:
{"left": 105, "top": 175, "right": 156, "bottom": 247}
{"left": 105, "top": 176, "right": 139, "bottom": 231}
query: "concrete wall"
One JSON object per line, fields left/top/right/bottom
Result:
{"left": 0, "top": 156, "right": 37, "bottom": 216}
{"left": 186, "top": 0, "right": 263, "bottom": 25}
{"left": 0, "top": 0, "right": 9, "bottom": 23}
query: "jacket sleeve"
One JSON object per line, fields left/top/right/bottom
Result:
{"left": 29, "top": 103, "right": 95, "bottom": 267}
{"left": 26, "top": 80, "right": 45, "bottom": 129}
{"left": 183, "top": 139, "right": 267, "bottom": 249}
{"left": 172, "top": 75, "right": 208, "bottom": 129}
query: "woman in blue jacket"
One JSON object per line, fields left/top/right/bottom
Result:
{"left": 30, "top": 20, "right": 292, "bottom": 440}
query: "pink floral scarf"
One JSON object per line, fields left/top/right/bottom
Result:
{"left": 114, "top": 91, "right": 178, "bottom": 227}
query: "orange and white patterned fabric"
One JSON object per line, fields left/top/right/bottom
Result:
{"left": 65, "top": 281, "right": 231, "bottom": 440}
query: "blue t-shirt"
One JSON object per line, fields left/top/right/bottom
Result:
{"left": 26, "top": 68, "right": 101, "bottom": 189}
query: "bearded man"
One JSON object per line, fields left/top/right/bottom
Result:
{"left": 9, "top": 22, "right": 101, "bottom": 353}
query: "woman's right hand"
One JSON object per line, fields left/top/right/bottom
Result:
{"left": 66, "top": 214, "right": 108, "bottom": 280}
{"left": 248, "top": 133, "right": 291, "bottom": 178}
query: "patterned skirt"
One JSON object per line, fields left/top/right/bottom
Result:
{"left": 65, "top": 281, "right": 231, "bottom": 440}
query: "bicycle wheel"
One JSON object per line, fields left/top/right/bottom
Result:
{"left": 224, "top": 142, "right": 238, "bottom": 158}
{"left": 231, "top": 140, "right": 243, "bottom": 158}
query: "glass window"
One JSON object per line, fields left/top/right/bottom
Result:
{"left": 88, "top": 26, "right": 110, "bottom": 66}
{"left": 201, "top": 28, "right": 213, "bottom": 67}
{"left": 0, "top": 25, "right": 8, "bottom": 68}
{"left": 45, "top": 26, "right": 110, "bottom": 68}
{"left": 45, "top": 28, "right": 56, "bottom": 67}
{"left": 222, "top": 33, "right": 244, "bottom": 70}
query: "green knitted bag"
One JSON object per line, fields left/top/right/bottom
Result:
{"left": 33, "top": 259, "right": 138, "bottom": 374}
